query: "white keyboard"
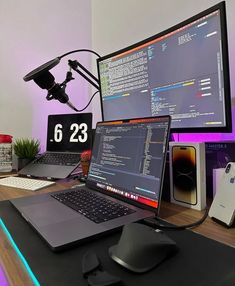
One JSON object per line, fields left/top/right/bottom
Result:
{"left": 0, "top": 176, "right": 55, "bottom": 191}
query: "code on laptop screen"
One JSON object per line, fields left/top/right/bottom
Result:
{"left": 87, "top": 116, "right": 170, "bottom": 209}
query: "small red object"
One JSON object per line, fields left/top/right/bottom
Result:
{"left": 0, "top": 134, "right": 12, "bottom": 143}
{"left": 81, "top": 150, "right": 92, "bottom": 176}
{"left": 81, "top": 150, "right": 92, "bottom": 161}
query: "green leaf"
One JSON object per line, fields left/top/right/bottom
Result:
{"left": 13, "top": 138, "right": 40, "bottom": 159}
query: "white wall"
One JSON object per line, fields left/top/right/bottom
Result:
{"left": 0, "top": 0, "right": 92, "bottom": 151}
{"left": 91, "top": 0, "right": 235, "bottom": 141}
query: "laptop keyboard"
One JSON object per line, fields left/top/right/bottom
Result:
{"left": 34, "top": 153, "right": 80, "bottom": 166}
{"left": 51, "top": 189, "right": 136, "bottom": 224}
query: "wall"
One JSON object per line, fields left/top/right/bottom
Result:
{"left": 91, "top": 0, "right": 235, "bottom": 141}
{"left": 0, "top": 0, "right": 92, "bottom": 151}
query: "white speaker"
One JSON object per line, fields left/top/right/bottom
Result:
{"left": 169, "top": 142, "right": 206, "bottom": 211}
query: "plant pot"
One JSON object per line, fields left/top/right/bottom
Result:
{"left": 17, "top": 158, "right": 33, "bottom": 171}
{"left": 81, "top": 160, "right": 90, "bottom": 176}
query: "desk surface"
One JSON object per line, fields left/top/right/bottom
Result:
{"left": 0, "top": 179, "right": 234, "bottom": 286}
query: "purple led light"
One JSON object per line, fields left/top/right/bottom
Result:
{"left": 174, "top": 107, "right": 235, "bottom": 142}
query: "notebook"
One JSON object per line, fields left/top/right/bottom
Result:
{"left": 18, "top": 113, "right": 92, "bottom": 179}
{"left": 11, "top": 115, "right": 171, "bottom": 251}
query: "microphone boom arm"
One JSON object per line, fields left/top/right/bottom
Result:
{"left": 23, "top": 48, "right": 101, "bottom": 112}
{"left": 68, "top": 60, "right": 100, "bottom": 90}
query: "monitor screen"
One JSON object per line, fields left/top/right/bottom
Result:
{"left": 97, "top": 1, "right": 231, "bottom": 133}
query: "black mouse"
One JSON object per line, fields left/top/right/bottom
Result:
{"left": 109, "top": 222, "right": 178, "bottom": 273}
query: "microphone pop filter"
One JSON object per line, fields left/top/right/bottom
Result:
{"left": 23, "top": 57, "right": 60, "bottom": 82}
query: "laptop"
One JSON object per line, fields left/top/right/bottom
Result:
{"left": 19, "top": 113, "right": 92, "bottom": 179}
{"left": 11, "top": 115, "right": 171, "bottom": 251}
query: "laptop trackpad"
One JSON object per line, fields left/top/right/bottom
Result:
{"left": 22, "top": 201, "right": 78, "bottom": 227}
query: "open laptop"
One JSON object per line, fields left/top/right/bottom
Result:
{"left": 19, "top": 113, "right": 92, "bottom": 179}
{"left": 11, "top": 115, "right": 171, "bottom": 251}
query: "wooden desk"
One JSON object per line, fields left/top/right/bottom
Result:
{"left": 0, "top": 180, "right": 234, "bottom": 286}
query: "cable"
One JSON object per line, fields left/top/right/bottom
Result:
{"left": 143, "top": 206, "right": 209, "bottom": 230}
{"left": 58, "top": 50, "right": 101, "bottom": 112}
{"left": 58, "top": 49, "right": 101, "bottom": 59}
{"left": 75, "top": 90, "right": 99, "bottom": 112}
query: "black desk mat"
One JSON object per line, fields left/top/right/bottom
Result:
{"left": 1, "top": 200, "right": 235, "bottom": 286}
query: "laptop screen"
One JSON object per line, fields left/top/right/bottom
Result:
{"left": 87, "top": 116, "right": 171, "bottom": 211}
{"left": 46, "top": 113, "right": 92, "bottom": 152}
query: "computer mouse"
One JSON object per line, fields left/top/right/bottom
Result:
{"left": 109, "top": 222, "right": 178, "bottom": 273}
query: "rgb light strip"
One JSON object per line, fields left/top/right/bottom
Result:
{"left": 0, "top": 218, "right": 40, "bottom": 286}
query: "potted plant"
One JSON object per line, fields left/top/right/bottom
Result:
{"left": 13, "top": 138, "right": 40, "bottom": 170}
{"left": 80, "top": 150, "right": 92, "bottom": 177}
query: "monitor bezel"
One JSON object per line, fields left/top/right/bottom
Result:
{"left": 97, "top": 1, "right": 232, "bottom": 133}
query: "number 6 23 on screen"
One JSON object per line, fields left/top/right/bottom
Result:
{"left": 47, "top": 113, "right": 92, "bottom": 152}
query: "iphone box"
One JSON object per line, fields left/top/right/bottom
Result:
{"left": 169, "top": 142, "right": 206, "bottom": 211}
{"left": 209, "top": 163, "right": 235, "bottom": 226}
{"left": 205, "top": 141, "right": 235, "bottom": 198}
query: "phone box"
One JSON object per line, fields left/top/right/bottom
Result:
{"left": 209, "top": 163, "right": 235, "bottom": 226}
{"left": 205, "top": 141, "right": 235, "bottom": 198}
{"left": 169, "top": 142, "right": 206, "bottom": 211}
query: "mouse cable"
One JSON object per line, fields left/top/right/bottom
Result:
{"left": 143, "top": 206, "right": 209, "bottom": 230}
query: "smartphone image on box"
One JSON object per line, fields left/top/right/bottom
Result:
{"left": 172, "top": 145, "right": 197, "bottom": 205}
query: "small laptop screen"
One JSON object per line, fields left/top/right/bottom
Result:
{"left": 47, "top": 113, "right": 92, "bottom": 152}
{"left": 87, "top": 116, "right": 171, "bottom": 211}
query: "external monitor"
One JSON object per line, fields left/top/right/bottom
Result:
{"left": 97, "top": 1, "right": 231, "bottom": 133}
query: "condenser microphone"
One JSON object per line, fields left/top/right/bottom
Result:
{"left": 34, "top": 70, "right": 69, "bottom": 103}
{"left": 23, "top": 58, "right": 78, "bottom": 111}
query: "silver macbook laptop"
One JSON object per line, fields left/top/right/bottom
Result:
{"left": 19, "top": 113, "right": 92, "bottom": 179}
{"left": 11, "top": 115, "right": 171, "bottom": 251}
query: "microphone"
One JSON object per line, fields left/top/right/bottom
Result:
{"left": 33, "top": 70, "right": 78, "bottom": 111}
{"left": 23, "top": 58, "right": 78, "bottom": 111}
{"left": 34, "top": 70, "right": 69, "bottom": 103}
